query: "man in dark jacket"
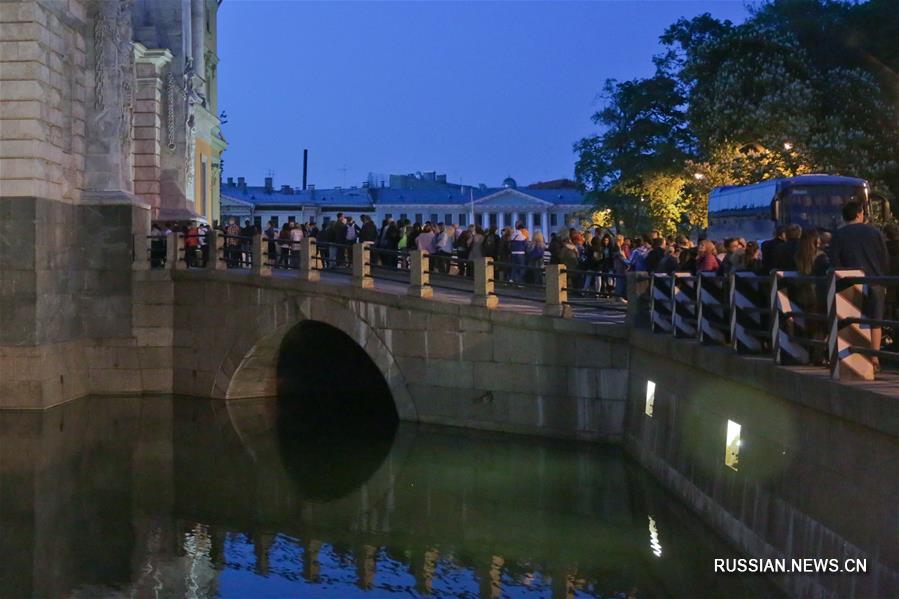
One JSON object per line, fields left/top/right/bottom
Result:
{"left": 774, "top": 224, "right": 802, "bottom": 271}
{"left": 761, "top": 225, "right": 786, "bottom": 274}
{"left": 829, "top": 200, "right": 890, "bottom": 368}
{"left": 359, "top": 215, "right": 378, "bottom": 243}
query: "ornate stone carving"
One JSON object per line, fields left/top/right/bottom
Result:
{"left": 166, "top": 72, "right": 177, "bottom": 150}
{"left": 93, "top": 10, "right": 112, "bottom": 110}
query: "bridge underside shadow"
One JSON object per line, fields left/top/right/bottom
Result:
{"left": 220, "top": 297, "right": 417, "bottom": 423}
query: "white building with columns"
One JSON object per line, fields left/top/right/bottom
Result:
{"left": 221, "top": 173, "right": 586, "bottom": 233}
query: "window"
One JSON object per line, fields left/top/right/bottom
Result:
{"left": 725, "top": 420, "right": 742, "bottom": 471}
{"left": 489, "top": 213, "right": 497, "bottom": 228}
{"left": 444, "top": 214, "right": 452, "bottom": 225}
{"left": 271, "top": 216, "right": 279, "bottom": 227}
{"left": 430, "top": 213, "right": 438, "bottom": 224}
{"left": 253, "top": 216, "right": 262, "bottom": 229}
{"left": 399, "top": 213, "right": 407, "bottom": 222}
{"left": 550, "top": 213, "right": 558, "bottom": 227}
{"left": 385, "top": 213, "right": 392, "bottom": 220}
{"left": 504, "top": 212, "right": 513, "bottom": 227}
{"left": 459, "top": 213, "right": 467, "bottom": 227}
{"left": 415, "top": 213, "right": 423, "bottom": 224}
{"left": 288, "top": 215, "right": 296, "bottom": 223}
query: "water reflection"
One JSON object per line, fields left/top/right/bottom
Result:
{"left": 0, "top": 396, "right": 779, "bottom": 598}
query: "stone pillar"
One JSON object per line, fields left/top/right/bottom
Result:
{"left": 299, "top": 237, "right": 320, "bottom": 281}
{"left": 166, "top": 232, "right": 178, "bottom": 268}
{"left": 190, "top": 0, "right": 206, "bottom": 98}
{"left": 471, "top": 257, "right": 499, "bottom": 308}
{"left": 481, "top": 212, "right": 489, "bottom": 229}
{"left": 174, "top": 233, "right": 187, "bottom": 270}
{"left": 526, "top": 212, "right": 534, "bottom": 233}
{"left": 206, "top": 229, "right": 226, "bottom": 270}
{"left": 511, "top": 212, "right": 519, "bottom": 227}
{"left": 353, "top": 242, "right": 374, "bottom": 289}
{"left": 497, "top": 213, "right": 505, "bottom": 229}
{"left": 544, "top": 264, "right": 572, "bottom": 318}
{"left": 251, "top": 233, "right": 270, "bottom": 277}
{"left": 408, "top": 250, "right": 433, "bottom": 298}
{"left": 132, "top": 234, "right": 149, "bottom": 271}
{"left": 132, "top": 44, "right": 172, "bottom": 218}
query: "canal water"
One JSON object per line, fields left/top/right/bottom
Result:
{"left": 0, "top": 396, "right": 780, "bottom": 598}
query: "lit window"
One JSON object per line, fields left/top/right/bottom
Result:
{"left": 645, "top": 380, "right": 655, "bottom": 417}
{"left": 725, "top": 420, "right": 742, "bottom": 471}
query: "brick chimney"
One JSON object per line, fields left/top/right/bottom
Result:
{"left": 264, "top": 176, "right": 273, "bottom": 193}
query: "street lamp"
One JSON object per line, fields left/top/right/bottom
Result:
{"left": 693, "top": 172, "right": 705, "bottom": 181}
{"left": 783, "top": 141, "right": 793, "bottom": 151}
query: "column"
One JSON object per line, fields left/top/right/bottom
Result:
{"left": 511, "top": 212, "right": 519, "bottom": 227}
{"left": 481, "top": 212, "right": 489, "bottom": 229}
{"left": 526, "top": 212, "right": 534, "bottom": 233}
{"left": 133, "top": 46, "right": 173, "bottom": 218}
{"left": 497, "top": 213, "right": 505, "bottom": 229}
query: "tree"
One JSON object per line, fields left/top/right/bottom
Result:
{"left": 575, "top": 0, "right": 899, "bottom": 235}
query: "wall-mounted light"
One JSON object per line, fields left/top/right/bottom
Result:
{"left": 725, "top": 420, "right": 742, "bottom": 471}
{"left": 783, "top": 141, "right": 793, "bottom": 151}
{"left": 645, "top": 380, "right": 656, "bottom": 417}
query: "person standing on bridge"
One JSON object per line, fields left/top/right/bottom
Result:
{"left": 829, "top": 200, "right": 890, "bottom": 371}
{"left": 510, "top": 222, "right": 529, "bottom": 284}
{"left": 289, "top": 222, "right": 304, "bottom": 269}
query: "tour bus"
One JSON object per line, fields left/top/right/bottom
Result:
{"left": 706, "top": 174, "right": 887, "bottom": 242}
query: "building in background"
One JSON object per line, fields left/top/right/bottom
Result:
{"left": 220, "top": 171, "right": 586, "bottom": 232}
{"left": 132, "top": 0, "right": 226, "bottom": 223}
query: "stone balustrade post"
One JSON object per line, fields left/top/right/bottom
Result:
{"left": 543, "top": 264, "right": 572, "bottom": 318}
{"left": 173, "top": 233, "right": 187, "bottom": 270}
{"left": 353, "top": 242, "right": 374, "bottom": 289}
{"left": 251, "top": 233, "right": 271, "bottom": 277}
{"left": 132, "top": 234, "right": 149, "bottom": 271}
{"left": 408, "top": 250, "right": 433, "bottom": 298}
{"left": 299, "top": 237, "right": 320, "bottom": 281}
{"left": 206, "top": 230, "right": 226, "bottom": 271}
{"left": 625, "top": 271, "right": 651, "bottom": 327}
{"left": 471, "top": 257, "right": 499, "bottom": 308}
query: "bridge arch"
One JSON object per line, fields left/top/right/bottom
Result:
{"left": 215, "top": 296, "right": 417, "bottom": 422}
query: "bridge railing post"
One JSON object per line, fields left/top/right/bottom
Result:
{"left": 827, "top": 269, "right": 874, "bottom": 381}
{"left": 299, "top": 237, "right": 320, "bottom": 281}
{"left": 543, "top": 263, "right": 571, "bottom": 318}
{"left": 408, "top": 250, "right": 433, "bottom": 297}
{"left": 471, "top": 257, "right": 498, "bottom": 308}
{"left": 132, "top": 233, "right": 149, "bottom": 271}
{"left": 353, "top": 242, "right": 374, "bottom": 289}
{"left": 625, "top": 271, "right": 650, "bottom": 327}
{"left": 251, "top": 233, "right": 271, "bottom": 277}
{"left": 206, "top": 230, "right": 227, "bottom": 271}
{"left": 173, "top": 233, "right": 187, "bottom": 270}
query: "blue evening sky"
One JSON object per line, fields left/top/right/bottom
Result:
{"left": 218, "top": 1, "right": 750, "bottom": 189}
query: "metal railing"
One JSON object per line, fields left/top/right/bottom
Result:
{"left": 637, "top": 268, "right": 899, "bottom": 381}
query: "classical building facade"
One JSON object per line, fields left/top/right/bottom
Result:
{"left": 220, "top": 172, "right": 586, "bottom": 232}
{"left": 0, "top": 0, "right": 224, "bottom": 407}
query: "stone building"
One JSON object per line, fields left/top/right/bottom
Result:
{"left": 220, "top": 172, "right": 586, "bottom": 232}
{"left": 0, "top": 0, "right": 224, "bottom": 407}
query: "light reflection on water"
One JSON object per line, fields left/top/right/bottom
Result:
{"left": 0, "top": 396, "right": 779, "bottom": 598}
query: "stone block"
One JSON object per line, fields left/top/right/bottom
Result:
{"left": 460, "top": 331, "right": 492, "bottom": 362}
{"left": 426, "top": 331, "right": 461, "bottom": 360}
{"left": 599, "top": 368, "right": 628, "bottom": 400}
{"left": 140, "top": 368, "right": 172, "bottom": 393}
{"left": 387, "top": 328, "right": 426, "bottom": 358}
{"left": 0, "top": 79, "right": 44, "bottom": 101}
{"left": 134, "top": 326, "right": 173, "bottom": 347}
{"left": 568, "top": 367, "right": 600, "bottom": 399}
{"left": 473, "top": 361, "right": 535, "bottom": 394}
{"left": 493, "top": 326, "right": 539, "bottom": 364}
{"left": 460, "top": 316, "right": 490, "bottom": 332}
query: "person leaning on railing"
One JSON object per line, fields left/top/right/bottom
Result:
{"left": 828, "top": 200, "right": 890, "bottom": 371}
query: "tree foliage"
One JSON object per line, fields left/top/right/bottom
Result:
{"left": 575, "top": 0, "right": 899, "bottom": 234}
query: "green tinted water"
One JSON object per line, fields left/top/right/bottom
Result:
{"left": 0, "top": 396, "right": 779, "bottom": 598}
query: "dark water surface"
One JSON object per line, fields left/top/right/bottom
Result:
{"left": 0, "top": 396, "right": 779, "bottom": 598}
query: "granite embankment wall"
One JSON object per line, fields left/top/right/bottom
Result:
{"left": 625, "top": 329, "right": 898, "bottom": 599}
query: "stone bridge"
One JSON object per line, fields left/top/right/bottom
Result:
{"left": 163, "top": 265, "right": 631, "bottom": 442}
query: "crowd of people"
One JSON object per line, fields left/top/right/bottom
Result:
{"left": 149, "top": 200, "right": 895, "bottom": 366}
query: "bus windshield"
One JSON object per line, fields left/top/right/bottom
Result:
{"left": 784, "top": 185, "right": 867, "bottom": 230}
